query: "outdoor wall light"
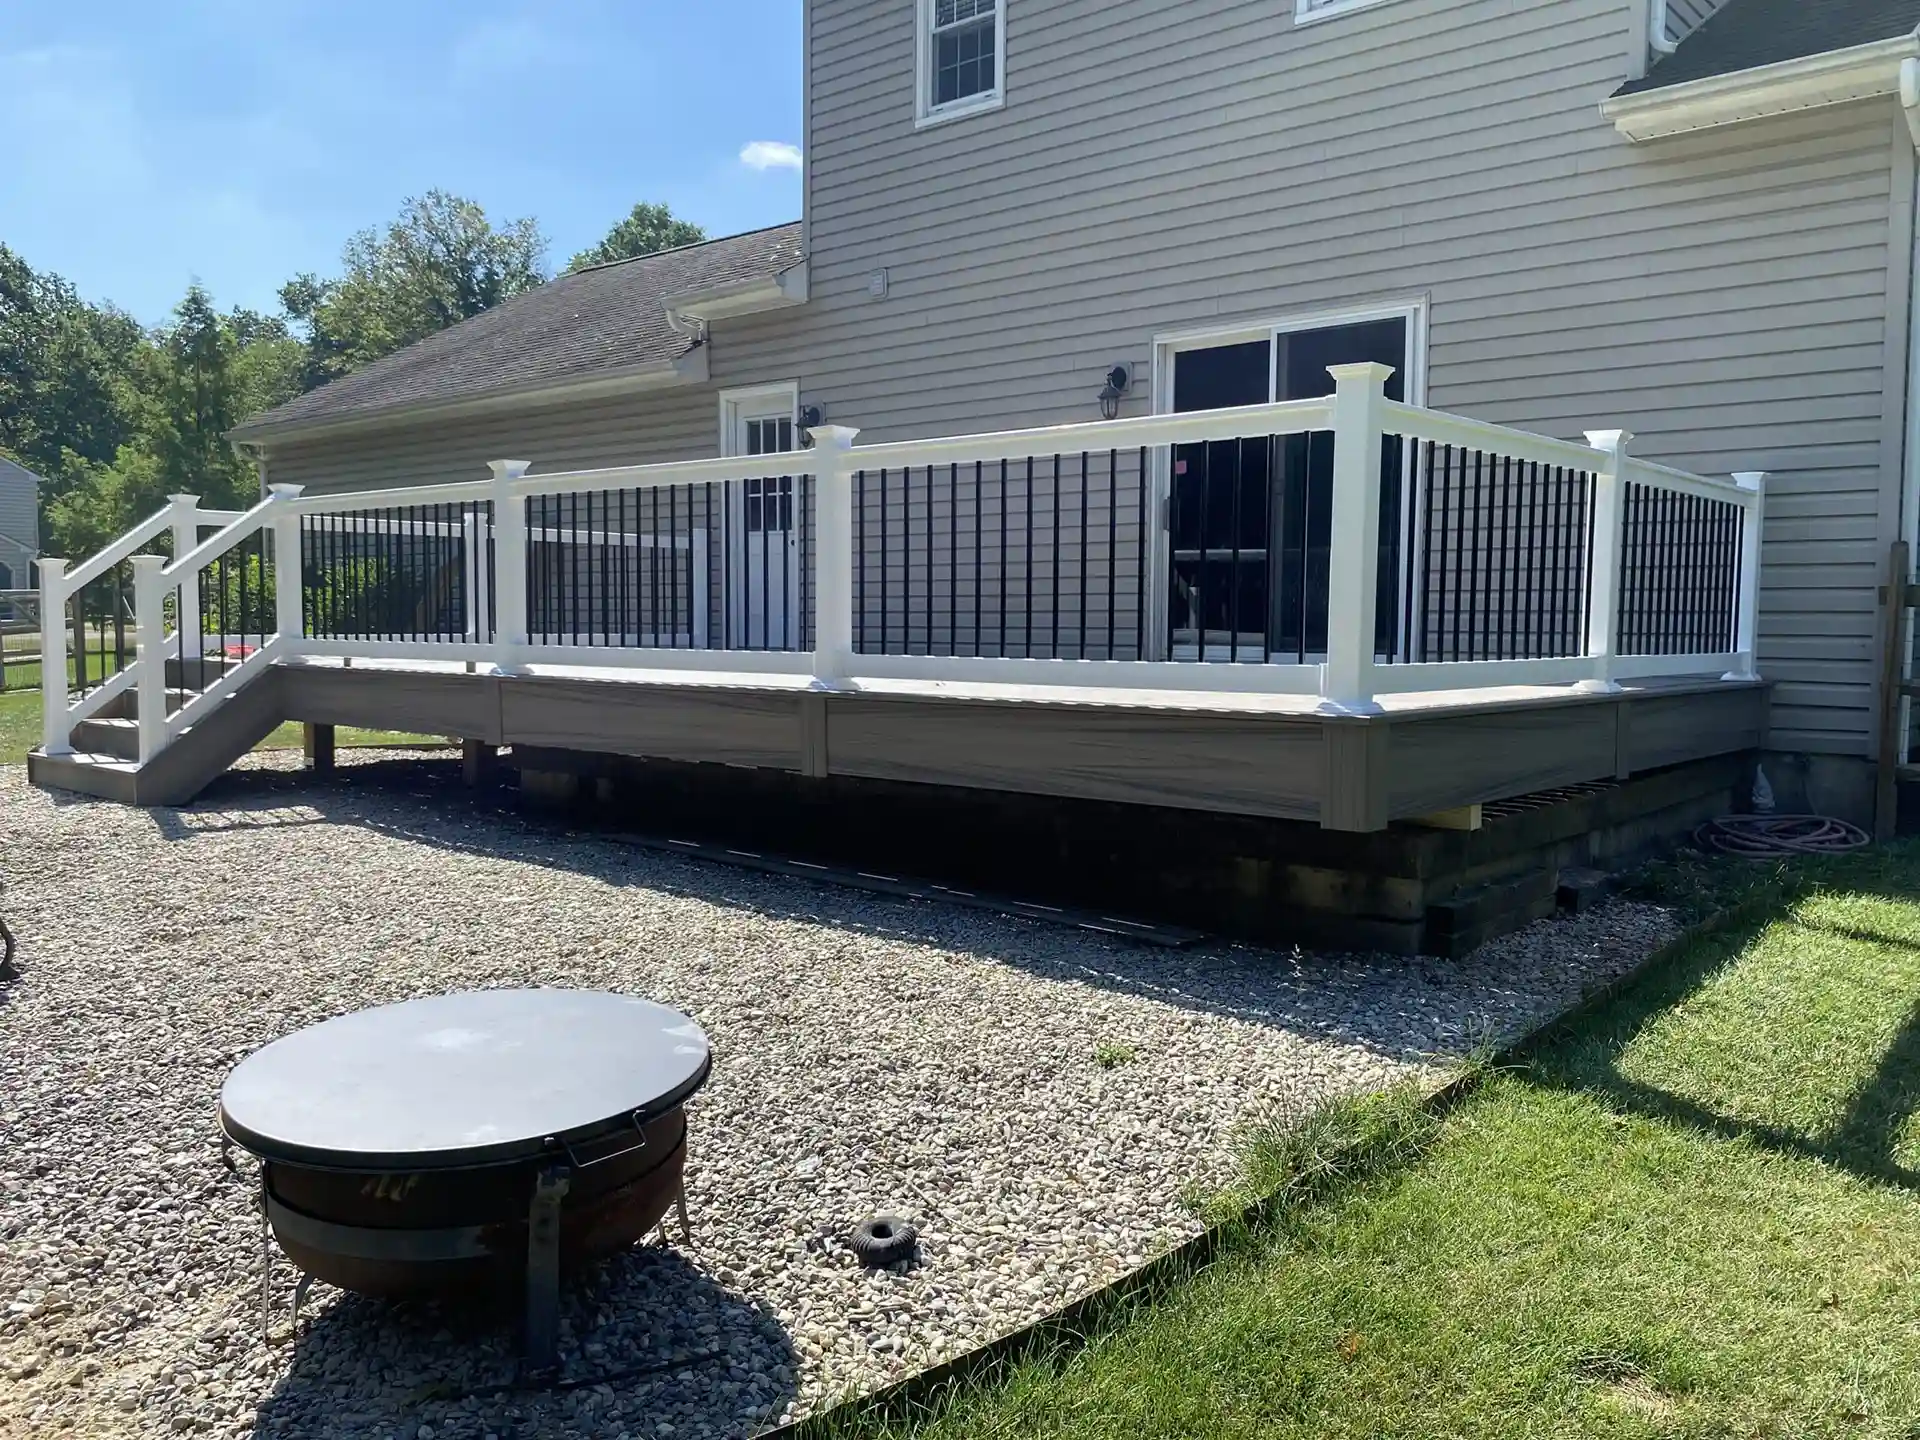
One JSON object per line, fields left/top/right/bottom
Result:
{"left": 1099, "top": 364, "right": 1131, "bottom": 420}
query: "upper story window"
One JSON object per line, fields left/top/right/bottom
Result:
{"left": 1294, "top": 0, "right": 1398, "bottom": 23}
{"left": 916, "top": 0, "right": 1004, "bottom": 128}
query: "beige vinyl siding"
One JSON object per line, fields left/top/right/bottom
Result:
{"left": 266, "top": 0, "right": 1905, "bottom": 757}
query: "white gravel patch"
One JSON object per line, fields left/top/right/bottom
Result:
{"left": 0, "top": 753, "right": 1677, "bottom": 1439}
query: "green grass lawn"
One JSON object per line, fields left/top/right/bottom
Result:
{"left": 842, "top": 848, "right": 1920, "bottom": 1440}
{"left": 0, "top": 687, "right": 448, "bottom": 766}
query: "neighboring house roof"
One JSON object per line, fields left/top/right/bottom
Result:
{"left": 233, "top": 221, "right": 806, "bottom": 442}
{"left": 1617, "top": 0, "right": 1920, "bottom": 96}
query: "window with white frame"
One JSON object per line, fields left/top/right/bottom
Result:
{"left": 917, "top": 0, "right": 1004, "bottom": 126}
{"left": 1294, "top": 0, "right": 1399, "bottom": 23}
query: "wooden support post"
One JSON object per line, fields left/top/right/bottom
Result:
{"left": 305, "top": 722, "right": 336, "bottom": 776}
{"left": 1875, "top": 539, "right": 1910, "bottom": 842}
{"left": 462, "top": 739, "right": 497, "bottom": 788}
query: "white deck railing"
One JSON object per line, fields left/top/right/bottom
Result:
{"left": 36, "top": 367, "right": 1767, "bottom": 763}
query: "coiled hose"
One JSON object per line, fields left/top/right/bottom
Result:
{"left": 1693, "top": 814, "right": 1871, "bottom": 860}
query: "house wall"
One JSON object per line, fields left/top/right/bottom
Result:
{"left": 0, "top": 459, "right": 40, "bottom": 584}
{"left": 265, "top": 0, "right": 1908, "bottom": 758}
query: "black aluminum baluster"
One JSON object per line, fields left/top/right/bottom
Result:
{"left": 1077, "top": 452, "right": 1089, "bottom": 660}
{"left": 1228, "top": 438, "right": 1242, "bottom": 664}
{"left": 948, "top": 463, "right": 959, "bottom": 655}
{"left": 1136, "top": 446, "right": 1148, "bottom": 661}
{"left": 999, "top": 458, "right": 1009, "bottom": 658}
{"left": 880, "top": 468, "right": 890, "bottom": 653}
{"left": 1107, "top": 447, "right": 1119, "bottom": 661}
{"left": 1053, "top": 454, "right": 1064, "bottom": 660}
{"left": 1026, "top": 457, "right": 1036, "bottom": 658}
{"left": 973, "top": 460, "right": 984, "bottom": 656}
{"left": 856, "top": 472, "right": 866, "bottom": 654}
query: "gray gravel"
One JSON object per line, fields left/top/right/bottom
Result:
{"left": 0, "top": 752, "right": 1677, "bottom": 1438}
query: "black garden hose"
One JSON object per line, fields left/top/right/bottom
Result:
{"left": 1693, "top": 814, "right": 1870, "bottom": 860}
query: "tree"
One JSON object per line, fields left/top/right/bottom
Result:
{"left": 568, "top": 202, "right": 705, "bottom": 272}
{"left": 0, "top": 244, "right": 146, "bottom": 498}
{"left": 282, "top": 190, "right": 546, "bottom": 386}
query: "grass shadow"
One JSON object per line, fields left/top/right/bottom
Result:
{"left": 1522, "top": 853, "right": 1920, "bottom": 1194}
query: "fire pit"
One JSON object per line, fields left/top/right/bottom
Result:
{"left": 218, "top": 988, "right": 712, "bottom": 1367}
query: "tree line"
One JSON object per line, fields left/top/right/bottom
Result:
{"left": 0, "top": 195, "right": 705, "bottom": 562}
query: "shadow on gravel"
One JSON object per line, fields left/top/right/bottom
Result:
{"left": 253, "top": 1245, "right": 800, "bottom": 1440}
{"left": 147, "top": 755, "right": 1556, "bottom": 1064}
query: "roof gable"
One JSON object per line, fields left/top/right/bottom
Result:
{"left": 235, "top": 222, "right": 804, "bottom": 440}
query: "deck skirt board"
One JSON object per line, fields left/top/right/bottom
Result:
{"left": 499, "top": 676, "right": 809, "bottom": 772}
{"left": 822, "top": 697, "right": 1325, "bottom": 819}
{"left": 1387, "top": 706, "right": 1623, "bottom": 820}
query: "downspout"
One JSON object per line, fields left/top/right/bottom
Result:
{"left": 229, "top": 439, "right": 269, "bottom": 501}
{"left": 1896, "top": 58, "right": 1920, "bottom": 766}
{"left": 1648, "top": 0, "right": 1677, "bottom": 58}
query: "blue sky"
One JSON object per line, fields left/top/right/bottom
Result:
{"left": 0, "top": 1, "right": 804, "bottom": 326}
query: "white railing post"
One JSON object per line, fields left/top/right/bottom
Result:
{"left": 808, "top": 425, "right": 862, "bottom": 686}
{"left": 131, "top": 555, "right": 168, "bottom": 764}
{"left": 461, "top": 510, "right": 485, "bottom": 644}
{"left": 38, "top": 558, "right": 71, "bottom": 755}
{"left": 268, "top": 484, "right": 306, "bottom": 645}
{"left": 1318, "top": 363, "right": 1392, "bottom": 715}
{"left": 1577, "top": 428, "right": 1633, "bottom": 694}
{"left": 489, "top": 460, "right": 532, "bottom": 673}
{"left": 168, "top": 495, "right": 202, "bottom": 660}
{"left": 1724, "top": 470, "right": 1768, "bottom": 681}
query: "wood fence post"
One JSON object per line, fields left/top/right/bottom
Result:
{"left": 39, "top": 558, "right": 71, "bottom": 754}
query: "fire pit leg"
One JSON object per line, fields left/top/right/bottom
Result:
{"left": 258, "top": 1183, "right": 272, "bottom": 1346}
{"left": 676, "top": 1186, "right": 692, "bottom": 1245}
{"left": 524, "top": 1165, "right": 571, "bottom": 1371}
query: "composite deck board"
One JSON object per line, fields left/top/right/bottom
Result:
{"left": 823, "top": 697, "right": 1326, "bottom": 818}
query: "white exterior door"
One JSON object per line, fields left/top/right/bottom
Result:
{"left": 726, "top": 397, "right": 802, "bottom": 649}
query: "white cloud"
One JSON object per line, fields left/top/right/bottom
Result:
{"left": 739, "top": 140, "right": 803, "bottom": 172}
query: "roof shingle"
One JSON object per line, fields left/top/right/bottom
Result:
{"left": 1617, "top": 0, "right": 1920, "bottom": 95}
{"left": 235, "top": 221, "right": 803, "bottom": 436}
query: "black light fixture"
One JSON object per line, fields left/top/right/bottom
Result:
{"left": 799, "top": 403, "right": 823, "bottom": 445}
{"left": 1099, "top": 364, "right": 1131, "bottom": 420}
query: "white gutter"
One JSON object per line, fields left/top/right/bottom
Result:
{"left": 1604, "top": 32, "right": 1920, "bottom": 141}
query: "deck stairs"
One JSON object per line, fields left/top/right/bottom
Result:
{"left": 30, "top": 655, "right": 290, "bottom": 806}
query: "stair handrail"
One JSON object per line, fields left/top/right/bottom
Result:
{"left": 138, "top": 485, "right": 305, "bottom": 759}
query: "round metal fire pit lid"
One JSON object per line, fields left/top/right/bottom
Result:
{"left": 219, "top": 989, "right": 711, "bottom": 1171}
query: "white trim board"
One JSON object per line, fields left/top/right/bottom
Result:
{"left": 1603, "top": 34, "right": 1920, "bottom": 141}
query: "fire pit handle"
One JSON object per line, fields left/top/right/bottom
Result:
{"left": 544, "top": 1109, "right": 651, "bottom": 1171}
